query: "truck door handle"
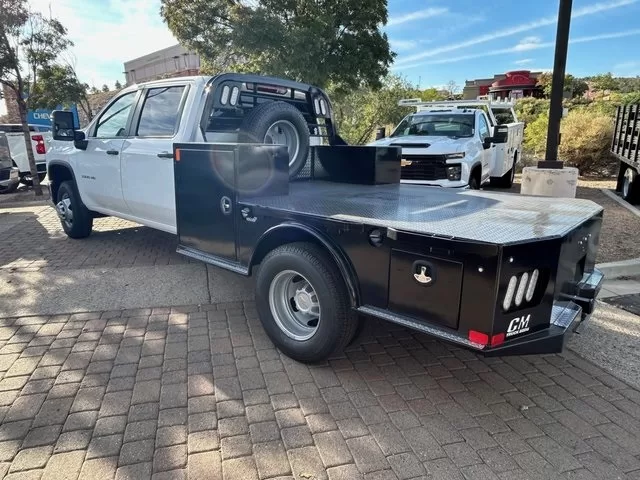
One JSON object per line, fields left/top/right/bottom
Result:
{"left": 157, "top": 152, "right": 173, "bottom": 159}
{"left": 106, "top": 150, "right": 119, "bottom": 155}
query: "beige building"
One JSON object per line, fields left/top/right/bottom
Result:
{"left": 123, "top": 44, "right": 201, "bottom": 85}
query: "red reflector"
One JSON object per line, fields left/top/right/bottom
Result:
{"left": 491, "top": 333, "right": 505, "bottom": 346}
{"left": 36, "top": 144, "right": 46, "bottom": 154}
{"left": 468, "top": 330, "right": 489, "bottom": 346}
{"left": 32, "top": 135, "right": 43, "bottom": 142}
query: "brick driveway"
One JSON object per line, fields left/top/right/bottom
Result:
{"left": 0, "top": 206, "right": 191, "bottom": 271}
{"left": 1, "top": 302, "right": 640, "bottom": 480}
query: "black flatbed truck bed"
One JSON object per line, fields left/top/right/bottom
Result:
{"left": 173, "top": 142, "right": 604, "bottom": 362}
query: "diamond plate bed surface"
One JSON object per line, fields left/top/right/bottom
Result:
{"left": 244, "top": 182, "right": 603, "bottom": 244}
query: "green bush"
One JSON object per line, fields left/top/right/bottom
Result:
{"left": 522, "top": 109, "right": 617, "bottom": 176}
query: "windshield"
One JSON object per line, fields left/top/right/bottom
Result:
{"left": 390, "top": 113, "right": 475, "bottom": 138}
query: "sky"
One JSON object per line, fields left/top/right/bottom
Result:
{"left": 2, "top": 0, "right": 640, "bottom": 116}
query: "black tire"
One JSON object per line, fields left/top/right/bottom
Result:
{"left": 238, "top": 101, "right": 310, "bottom": 179}
{"left": 57, "top": 180, "right": 93, "bottom": 238}
{"left": 255, "top": 242, "right": 358, "bottom": 363}
{"left": 468, "top": 173, "right": 480, "bottom": 190}
{"left": 19, "top": 172, "right": 47, "bottom": 186}
{"left": 622, "top": 166, "right": 640, "bottom": 204}
{"left": 0, "top": 182, "right": 18, "bottom": 194}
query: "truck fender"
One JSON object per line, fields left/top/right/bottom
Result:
{"left": 249, "top": 222, "right": 361, "bottom": 307}
{"left": 47, "top": 161, "right": 77, "bottom": 201}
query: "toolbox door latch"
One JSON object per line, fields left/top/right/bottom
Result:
{"left": 413, "top": 261, "right": 435, "bottom": 285}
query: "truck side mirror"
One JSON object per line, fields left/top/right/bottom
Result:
{"left": 492, "top": 125, "right": 509, "bottom": 143}
{"left": 52, "top": 110, "right": 76, "bottom": 141}
{"left": 73, "top": 131, "right": 88, "bottom": 151}
{"left": 483, "top": 137, "right": 494, "bottom": 149}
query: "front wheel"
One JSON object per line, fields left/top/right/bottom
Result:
{"left": 56, "top": 181, "right": 93, "bottom": 238}
{"left": 255, "top": 242, "right": 358, "bottom": 363}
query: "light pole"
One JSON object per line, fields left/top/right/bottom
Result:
{"left": 538, "top": 0, "right": 573, "bottom": 169}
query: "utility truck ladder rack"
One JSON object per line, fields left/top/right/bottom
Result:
{"left": 398, "top": 98, "right": 516, "bottom": 109}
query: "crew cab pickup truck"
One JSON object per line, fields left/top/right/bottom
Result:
{"left": 369, "top": 99, "right": 524, "bottom": 189}
{"left": 47, "top": 74, "right": 603, "bottom": 363}
{"left": 0, "top": 124, "right": 50, "bottom": 185}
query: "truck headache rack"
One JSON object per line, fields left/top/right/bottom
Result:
{"left": 612, "top": 104, "right": 640, "bottom": 164}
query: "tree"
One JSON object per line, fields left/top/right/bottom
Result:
{"left": 445, "top": 80, "right": 459, "bottom": 98}
{"left": 101, "top": 84, "right": 109, "bottom": 92}
{"left": 90, "top": 85, "right": 99, "bottom": 94}
{"left": 0, "top": 0, "right": 72, "bottom": 195}
{"left": 160, "top": 0, "right": 394, "bottom": 92}
{"left": 590, "top": 72, "right": 619, "bottom": 96}
{"left": 114, "top": 80, "right": 122, "bottom": 90}
{"left": 536, "top": 73, "right": 588, "bottom": 98}
{"left": 29, "top": 64, "right": 93, "bottom": 122}
{"left": 331, "top": 75, "right": 426, "bottom": 145}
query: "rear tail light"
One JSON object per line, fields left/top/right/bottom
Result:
{"left": 32, "top": 135, "right": 46, "bottom": 154}
{"left": 514, "top": 272, "right": 529, "bottom": 307}
{"left": 502, "top": 269, "right": 541, "bottom": 311}
{"left": 468, "top": 330, "right": 489, "bottom": 346}
{"left": 469, "top": 330, "right": 505, "bottom": 348}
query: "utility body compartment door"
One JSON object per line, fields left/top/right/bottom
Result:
{"left": 388, "top": 249, "right": 464, "bottom": 329}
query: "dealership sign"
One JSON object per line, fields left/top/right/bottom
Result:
{"left": 27, "top": 106, "right": 79, "bottom": 127}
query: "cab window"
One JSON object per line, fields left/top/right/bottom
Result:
{"left": 136, "top": 86, "right": 186, "bottom": 137}
{"left": 478, "top": 114, "right": 490, "bottom": 140}
{"left": 94, "top": 92, "right": 136, "bottom": 138}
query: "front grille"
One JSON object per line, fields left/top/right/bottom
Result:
{"left": 401, "top": 155, "right": 447, "bottom": 181}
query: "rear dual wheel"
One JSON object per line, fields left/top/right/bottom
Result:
{"left": 256, "top": 242, "right": 358, "bottom": 363}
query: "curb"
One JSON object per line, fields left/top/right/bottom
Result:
{"left": 596, "top": 258, "right": 640, "bottom": 279}
{"left": 0, "top": 200, "right": 51, "bottom": 209}
{"left": 600, "top": 188, "right": 640, "bottom": 219}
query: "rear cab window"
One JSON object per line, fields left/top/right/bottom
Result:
{"left": 136, "top": 86, "right": 187, "bottom": 137}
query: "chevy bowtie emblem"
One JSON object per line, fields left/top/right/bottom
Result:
{"left": 413, "top": 266, "right": 432, "bottom": 284}
{"left": 401, "top": 159, "right": 413, "bottom": 167}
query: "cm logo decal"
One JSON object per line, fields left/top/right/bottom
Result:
{"left": 507, "top": 314, "right": 530, "bottom": 337}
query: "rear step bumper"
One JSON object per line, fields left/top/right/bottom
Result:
{"left": 483, "top": 268, "right": 604, "bottom": 356}
{"left": 360, "top": 269, "right": 604, "bottom": 357}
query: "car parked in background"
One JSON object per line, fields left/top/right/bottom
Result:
{"left": 0, "top": 133, "right": 20, "bottom": 194}
{"left": 0, "top": 124, "right": 51, "bottom": 185}
{"left": 369, "top": 98, "right": 524, "bottom": 190}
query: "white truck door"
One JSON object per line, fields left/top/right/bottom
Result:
{"left": 79, "top": 91, "right": 137, "bottom": 213}
{"left": 477, "top": 113, "right": 493, "bottom": 183}
{"left": 120, "top": 84, "right": 188, "bottom": 232}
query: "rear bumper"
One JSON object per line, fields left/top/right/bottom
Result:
{"left": 0, "top": 167, "right": 20, "bottom": 187}
{"left": 483, "top": 268, "right": 604, "bottom": 356}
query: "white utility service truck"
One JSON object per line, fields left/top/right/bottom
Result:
{"left": 369, "top": 98, "right": 524, "bottom": 189}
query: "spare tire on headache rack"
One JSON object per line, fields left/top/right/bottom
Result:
{"left": 238, "top": 101, "right": 310, "bottom": 178}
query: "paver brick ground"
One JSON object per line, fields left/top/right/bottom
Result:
{"left": 0, "top": 303, "right": 639, "bottom": 479}
{"left": 0, "top": 207, "right": 192, "bottom": 271}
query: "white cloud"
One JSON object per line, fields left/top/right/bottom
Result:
{"left": 514, "top": 58, "right": 534, "bottom": 65}
{"left": 390, "top": 39, "right": 419, "bottom": 51}
{"left": 388, "top": 7, "right": 448, "bottom": 27}
{"left": 514, "top": 36, "right": 543, "bottom": 51}
{"left": 394, "top": 0, "right": 637, "bottom": 66}
{"left": 28, "top": 0, "right": 177, "bottom": 87}
{"left": 393, "top": 29, "right": 640, "bottom": 68}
